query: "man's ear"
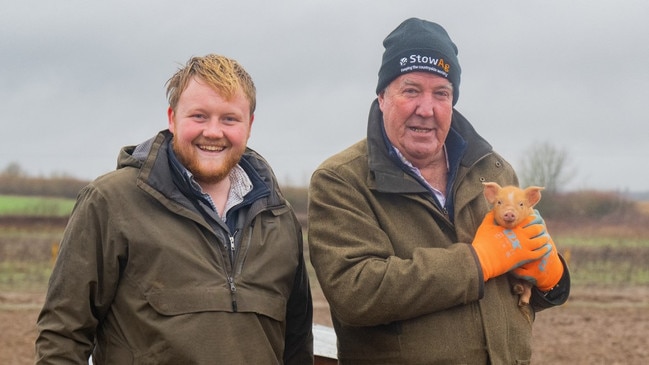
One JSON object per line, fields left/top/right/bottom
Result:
{"left": 377, "top": 91, "right": 386, "bottom": 111}
{"left": 167, "top": 107, "right": 174, "bottom": 132}
{"left": 247, "top": 114, "right": 255, "bottom": 138}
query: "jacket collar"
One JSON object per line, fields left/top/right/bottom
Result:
{"left": 118, "top": 130, "right": 280, "bottom": 216}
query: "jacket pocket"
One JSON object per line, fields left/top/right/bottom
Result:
{"left": 235, "top": 285, "right": 287, "bottom": 321}
{"left": 146, "top": 287, "right": 234, "bottom": 315}
{"left": 146, "top": 286, "right": 286, "bottom": 321}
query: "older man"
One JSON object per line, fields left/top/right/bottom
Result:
{"left": 308, "top": 18, "right": 569, "bottom": 364}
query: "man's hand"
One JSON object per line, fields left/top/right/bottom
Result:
{"left": 472, "top": 211, "right": 551, "bottom": 282}
{"left": 512, "top": 213, "right": 564, "bottom": 291}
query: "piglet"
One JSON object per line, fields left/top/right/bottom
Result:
{"left": 482, "top": 182, "right": 545, "bottom": 307}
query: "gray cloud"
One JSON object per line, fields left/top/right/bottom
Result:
{"left": 2, "top": 0, "right": 647, "bottom": 191}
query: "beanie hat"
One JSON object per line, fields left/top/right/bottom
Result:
{"left": 376, "top": 18, "right": 461, "bottom": 105}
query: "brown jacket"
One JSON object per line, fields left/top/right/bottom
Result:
{"left": 308, "top": 100, "right": 569, "bottom": 364}
{"left": 36, "top": 131, "right": 313, "bottom": 364}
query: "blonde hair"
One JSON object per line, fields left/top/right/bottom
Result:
{"left": 166, "top": 54, "right": 256, "bottom": 114}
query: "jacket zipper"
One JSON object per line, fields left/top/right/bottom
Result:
{"left": 223, "top": 206, "right": 274, "bottom": 313}
{"left": 227, "top": 230, "right": 239, "bottom": 312}
{"left": 228, "top": 231, "right": 237, "bottom": 267}
{"left": 227, "top": 275, "right": 238, "bottom": 312}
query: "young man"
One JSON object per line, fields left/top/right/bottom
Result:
{"left": 36, "top": 54, "right": 313, "bottom": 364}
{"left": 308, "top": 18, "right": 569, "bottom": 363}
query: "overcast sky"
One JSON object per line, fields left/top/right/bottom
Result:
{"left": 2, "top": 0, "right": 647, "bottom": 191}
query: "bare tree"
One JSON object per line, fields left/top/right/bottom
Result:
{"left": 518, "top": 142, "right": 574, "bottom": 193}
{"left": 2, "top": 162, "right": 25, "bottom": 177}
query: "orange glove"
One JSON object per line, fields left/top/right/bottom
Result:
{"left": 472, "top": 211, "right": 551, "bottom": 282}
{"left": 512, "top": 212, "right": 564, "bottom": 291}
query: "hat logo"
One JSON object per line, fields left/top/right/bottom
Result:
{"left": 395, "top": 54, "right": 452, "bottom": 80}
{"left": 406, "top": 54, "right": 451, "bottom": 73}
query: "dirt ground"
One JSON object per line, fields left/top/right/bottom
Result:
{"left": 3, "top": 285, "right": 648, "bottom": 364}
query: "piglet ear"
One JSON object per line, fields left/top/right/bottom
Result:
{"left": 525, "top": 186, "right": 545, "bottom": 207}
{"left": 482, "top": 182, "right": 501, "bottom": 204}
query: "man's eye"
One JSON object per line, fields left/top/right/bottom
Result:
{"left": 434, "top": 91, "right": 452, "bottom": 101}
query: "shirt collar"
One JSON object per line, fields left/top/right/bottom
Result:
{"left": 391, "top": 145, "right": 449, "bottom": 206}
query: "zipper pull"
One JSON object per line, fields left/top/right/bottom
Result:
{"left": 229, "top": 234, "right": 236, "bottom": 255}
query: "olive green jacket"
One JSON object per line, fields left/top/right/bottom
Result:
{"left": 36, "top": 131, "right": 313, "bottom": 364}
{"left": 308, "top": 100, "right": 569, "bottom": 364}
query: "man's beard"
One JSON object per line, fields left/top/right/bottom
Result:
{"left": 172, "top": 136, "right": 245, "bottom": 185}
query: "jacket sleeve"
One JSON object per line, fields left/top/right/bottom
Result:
{"left": 283, "top": 221, "right": 314, "bottom": 365}
{"left": 35, "top": 185, "right": 124, "bottom": 364}
{"left": 308, "top": 167, "right": 483, "bottom": 327}
{"left": 530, "top": 254, "right": 571, "bottom": 311}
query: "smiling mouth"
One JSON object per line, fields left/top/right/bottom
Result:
{"left": 409, "top": 127, "right": 432, "bottom": 133}
{"left": 198, "top": 144, "right": 226, "bottom": 152}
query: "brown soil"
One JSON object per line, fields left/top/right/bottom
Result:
{"left": 5, "top": 286, "right": 648, "bottom": 364}
{"left": 312, "top": 286, "right": 649, "bottom": 364}
{"left": 3, "top": 216, "right": 648, "bottom": 364}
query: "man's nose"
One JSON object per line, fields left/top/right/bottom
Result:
{"left": 203, "top": 120, "right": 224, "bottom": 138}
{"left": 415, "top": 94, "right": 436, "bottom": 117}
